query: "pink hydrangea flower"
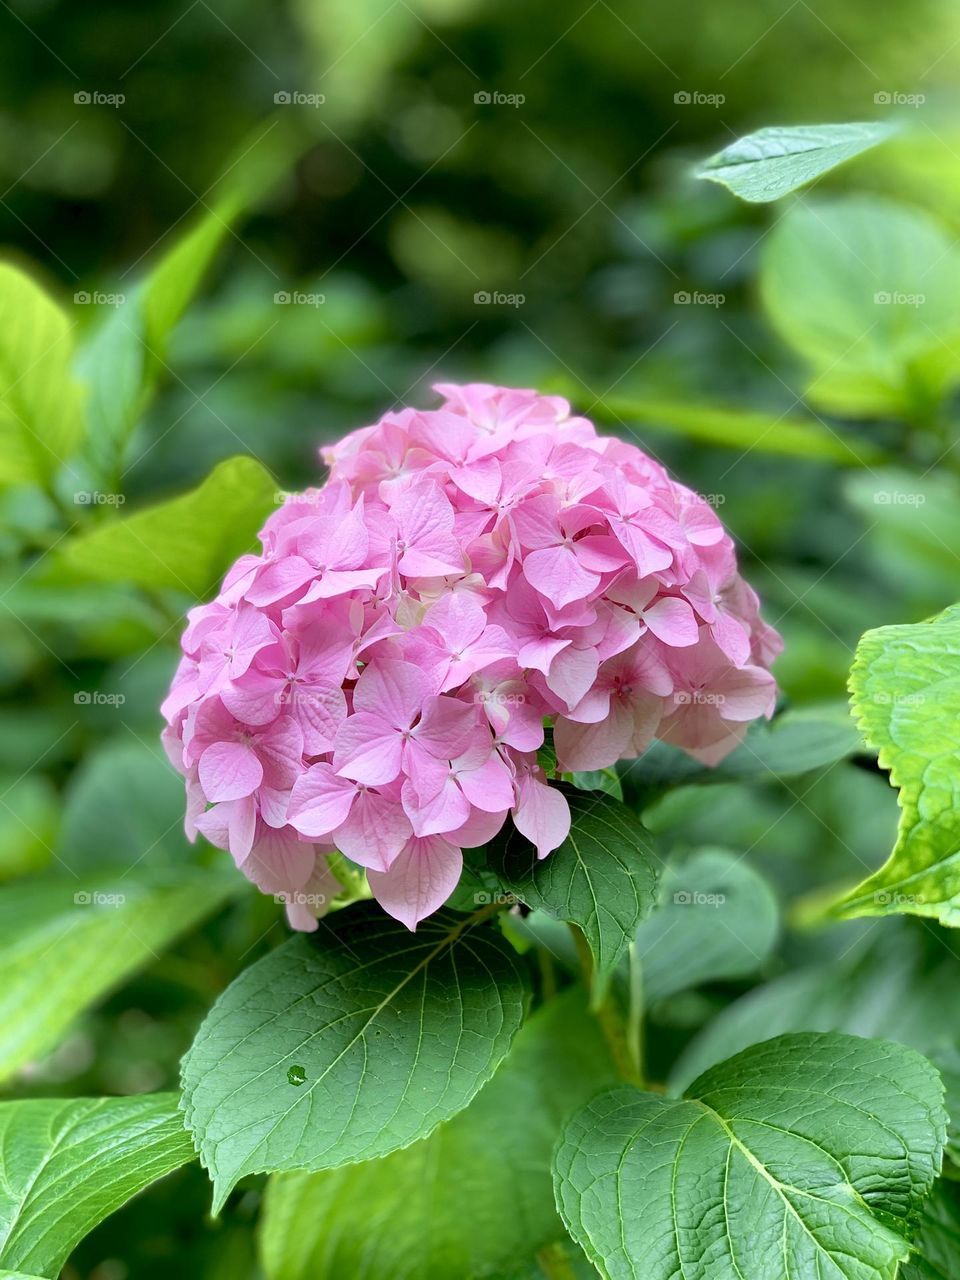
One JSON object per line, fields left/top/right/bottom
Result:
{"left": 163, "top": 383, "right": 781, "bottom": 931}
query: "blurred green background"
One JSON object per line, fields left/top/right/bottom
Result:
{"left": 4, "top": 0, "right": 960, "bottom": 1275}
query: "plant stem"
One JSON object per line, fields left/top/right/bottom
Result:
{"left": 626, "top": 939, "right": 644, "bottom": 1086}
{"left": 568, "top": 923, "right": 644, "bottom": 1088}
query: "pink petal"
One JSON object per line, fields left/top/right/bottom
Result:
{"left": 288, "top": 764, "right": 357, "bottom": 837}
{"left": 643, "top": 596, "right": 699, "bottom": 647}
{"left": 413, "top": 695, "right": 479, "bottom": 760}
{"left": 402, "top": 773, "right": 472, "bottom": 838}
{"left": 198, "top": 741, "right": 263, "bottom": 802}
{"left": 523, "top": 546, "right": 599, "bottom": 609}
{"left": 352, "top": 658, "right": 429, "bottom": 727}
{"left": 241, "top": 824, "right": 315, "bottom": 894}
{"left": 367, "top": 835, "right": 463, "bottom": 930}
{"left": 334, "top": 713, "right": 404, "bottom": 785}
{"left": 335, "top": 788, "right": 413, "bottom": 870}
{"left": 554, "top": 701, "right": 634, "bottom": 772}
{"left": 512, "top": 774, "right": 571, "bottom": 859}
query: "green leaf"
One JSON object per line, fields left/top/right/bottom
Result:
{"left": 634, "top": 849, "right": 779, "bottom": 1003}
{"left": 55, "top": 455, "right": 276, "bottom": 596}
{"left": 259, "top": 988, "right": 612, "bottom": 1280}
{"left": 595, "top": 395, "right": 881, "bottom": 465}
{"left": 0, "top": 264, "right": 84, "bottom": 488}
{"left": 0, "top": 866, "right": 240, "bottom": 1083}
{"left": 555, "top": 1032, "right": 947, "bottom": 1280}
{"left": 180, "top": 903, "right": 530, "bottom": 1213}
{"left": 623, "top": 702, "right": 862, "bottom": 796}
{"left": 484, "top": 785, "right": 659, "bottom": 1003}
{"left": 697, "top": 122, "right": 898, "bottom": 202}
{"left": 902, "top": 1182, "right": 960, "bottom": 1279}
{"left": 761, "top": 196, "right": 960, "bottom": 417}
{"left": 0, "top": 1093, "right": 194, "bottom": 1278}
{"left": 834, "top": 606, "right": 960, "bottom": 923}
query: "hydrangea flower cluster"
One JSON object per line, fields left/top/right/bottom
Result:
{"left": 163, "top": 384, "right": 781, "bottom": 931}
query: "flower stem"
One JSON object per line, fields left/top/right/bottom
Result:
{"left": 568, "top": 923, "right": 644, "bottom": 1088}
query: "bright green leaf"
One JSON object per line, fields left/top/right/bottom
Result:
{"left": 555, "top": 1032, "right": 947, "bottom": 1280}
{"left": 697, "top": 122, "right": 898, "bottom": 202}
{"left": 259, "top": 988, "right": 611, "bottom": 1280}
{"left": 0, "top": 1093, "right": 194, "bottom": 1278}
{"left": 0, "top": 264, "right": 84, "bottom": 489}
{"left": 0, "top": 866, "right": 240, "bottom": 1083}
{"left": 834, "top": 605, "right": 960, "bottom": 923}
{"left": 633, "top": 849, "right": 779, "bottom": 1003}
{"left": 56, "top": 455, "right": 276, "bottom": 596}
{"left": 761, "top": 196, "right": 960, "bottom": 417}
{"left": 484, "top": 785, "right": 659, "bottom": 1003}
{"left": 180, "top": 904, "right": 529, "bottom": 1214}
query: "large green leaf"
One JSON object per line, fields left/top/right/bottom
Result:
{"left": 180, "top": 904, "right": 530, "bottom": 1213}
{"left": 0, "top": 264, "right": 83, "bottom": 488}
{"left": 0, "top": 866, "right": 240, "bottom": 1082}
{"left": 259, "top": 988, "right": 612, "bottom": 1280}
{"left": 633, "top": 849, "right": 779, "bottom": 1004}
{"left": 55, "top": 455, "right": 276, "bottom": 596}
{"left": 834, "top": 606, "right": 960, "bottom": 924}
{"left": 761, "top": 196, "right": 960, "bottom": 417}
{"left": 0, "top": 1093, "right": 194, "bottom": 1278}
{"left": 554, "top": 1032, "right": 947, "bottom": 1280}
{"left": 697, "top": 123, "right": 898, "bottom": 202}
{"left": 484, "top": 785, "right": 659, "bottom": 1002}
